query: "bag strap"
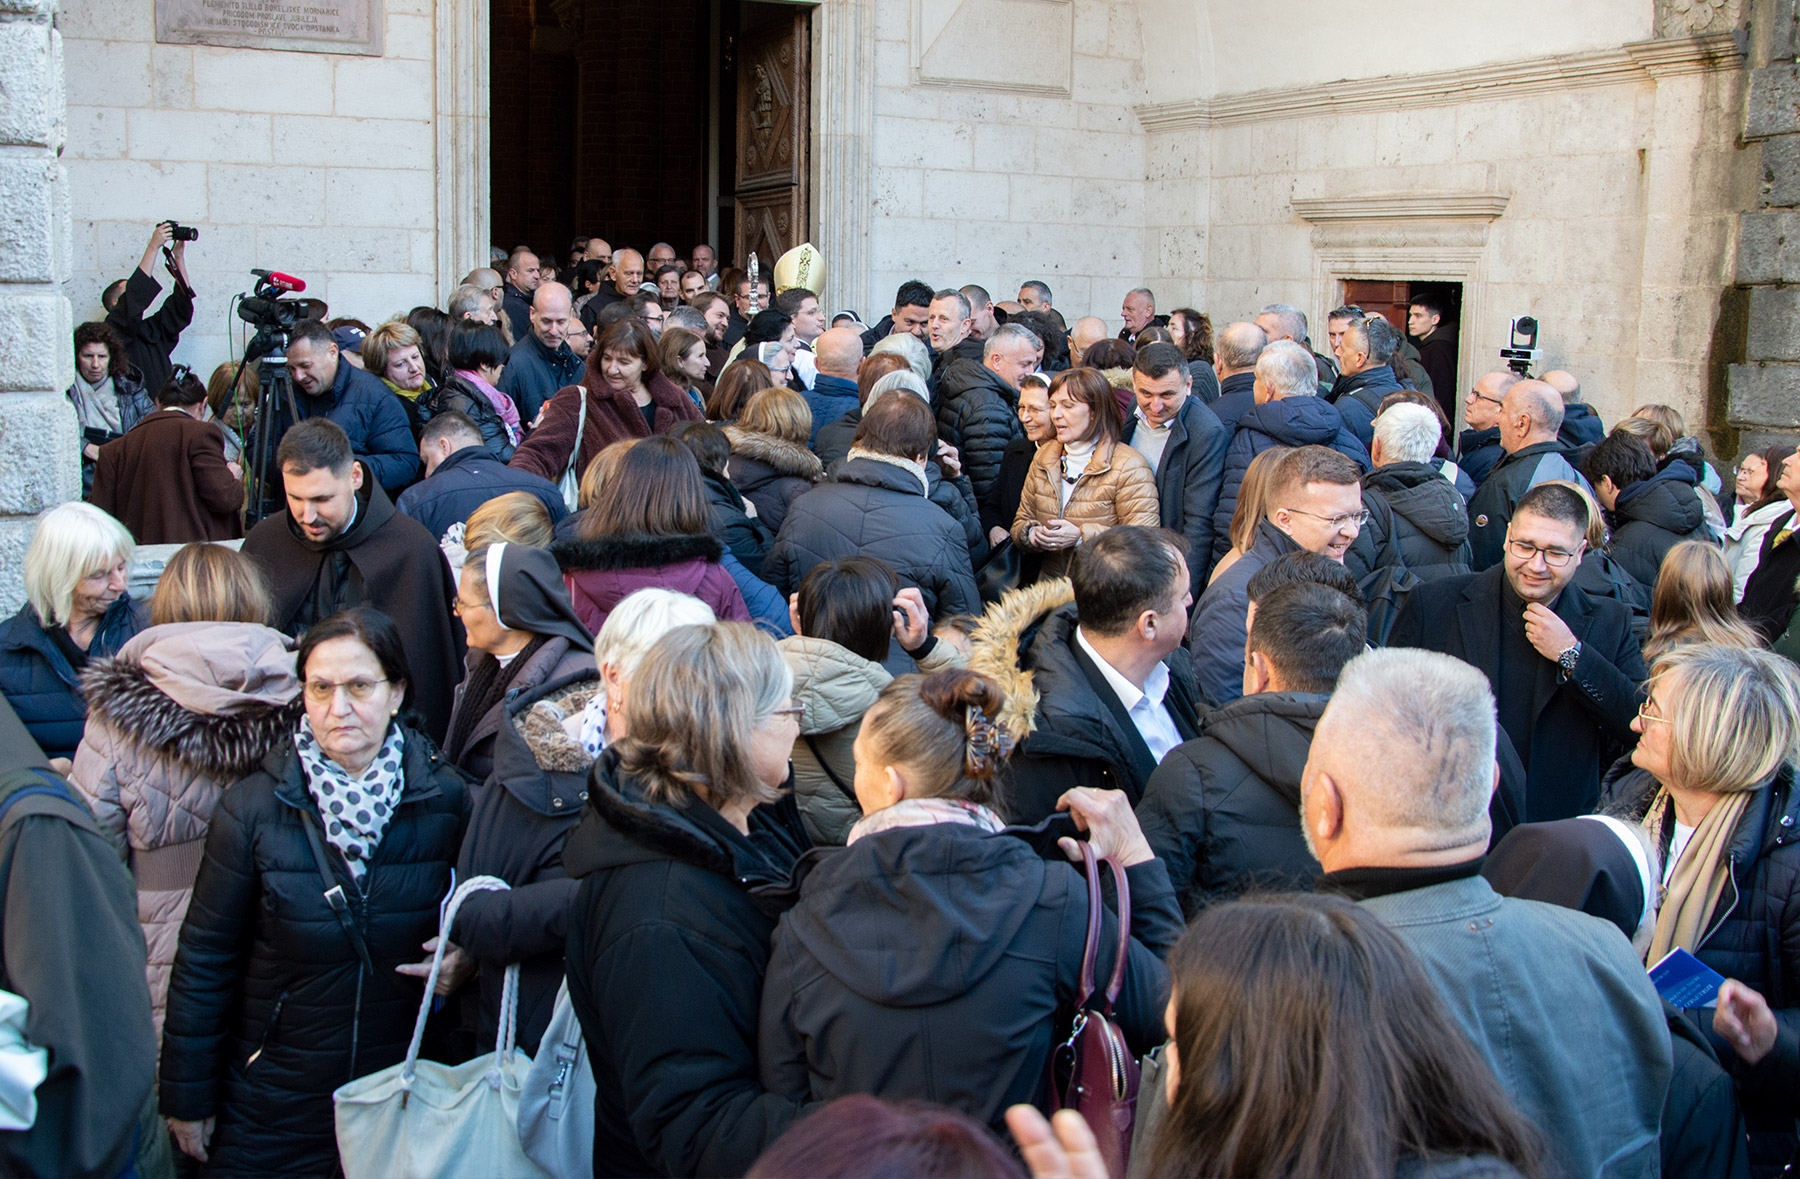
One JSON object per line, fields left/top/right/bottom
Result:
{"left": 1073, "top": 841, "right": 1132, "bottom": 1016}
{"left": 802, "top": 734, "right": 859, "bottom": 806}
{"left": 1100, "top": 856, "right": 1130, "bottom": 1014}
{"left": 298, "top": 810, "right": 378, "bottom": 980}
{"left": 563, "top": 392, "right": 589, "bottom": 481}
{"left": 401, "top": 875, "right": 512, "bottom": 1084}
{"left": 0, "top": 769, "right": 82, "bottom": 830}
{"left": 1074, "top": 842, "right": 1103, "bottom": 1009}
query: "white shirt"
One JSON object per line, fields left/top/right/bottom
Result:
{"left": 1075, "top": 626, "right": 1183, "bottom": 765}
{"left": 1128, "top": 409, "right": 1172, "bottom": 473}
{"left": 1664, "top": 819, "right": 1696, "bottom": 887}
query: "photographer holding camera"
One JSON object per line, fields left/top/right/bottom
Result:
{"left": 101, "top": 221, "right": 196, "bottom": 402}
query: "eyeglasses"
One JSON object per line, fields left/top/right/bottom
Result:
{"left": 1467, "top": 389, "right": 1506, "bottom": 407}
{"left": 1504, "top": 539, "right": 1581, "bottom": 567}
{"left": 304, "top": 678, "right": 390, "bottom": 703}
{"left": 1283, "top": 507, "right": 1369, "bottom": 530}
{"left": 451, "top": 597, "right": 490, "bottom": 616}
{"left": 1637, "top": 698, "right": 1670, "bottom": 726}
{"left": 771, "top": 705, "right": 804, "bottom": 718}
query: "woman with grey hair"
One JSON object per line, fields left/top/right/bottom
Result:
{"left": 1603, "top": 641, "right": 1800, "bottom": 1171}
{"left": 869, "top": 330, "right": 931, "bottom": 386}
{"left": 0, "top": 502, "right": 144, "bottom": 762}
{"left": 562, "top": 621, "right": 811, "bottom": 1175}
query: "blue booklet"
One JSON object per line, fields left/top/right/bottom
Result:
{"left": 1649, "top": 948, "right": 1727, "bottom": 1008}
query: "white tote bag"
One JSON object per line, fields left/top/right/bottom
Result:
{"left": 517, "top": 978, "right": 595, "bottom": 1178}
{"left": 0, "top": 990, "right": 47, "bottom": 1130}
{"left": 332, "top": 876, "right": 550, "bottom": 1179}
{"left": 558, "top": 392, "right": 589, "bottom": 511}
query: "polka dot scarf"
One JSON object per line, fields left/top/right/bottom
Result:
{"left": 293, "top": 721, "right": 405, "bottom": 883}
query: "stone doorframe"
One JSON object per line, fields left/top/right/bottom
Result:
{"left": 436, "top": 0, "right": 491, "bottom": 297}
{"left": 810, "top": 0, "right": 874, "bottom": 317}
{"left": 1294, "top": 193, "right": 1511, "bottom": 424}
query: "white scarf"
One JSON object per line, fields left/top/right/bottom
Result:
{"left": 847, "top": 797, "right": 1006, "bottom": 845}
{"left": 294, "top": 721, "right": 405, "bottom": 882}
{"left": 846, "top": 447, "right": 930, "bottom": 497}
{"left": 71, "top": 373, "right": 121, "bottom": 434}
{"left": 1058, "top": 438, "right": 1097, "bottom": 510}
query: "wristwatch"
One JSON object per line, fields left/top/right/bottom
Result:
{"left": 1557, "top": 642, "right": 1582, "bottom": 679}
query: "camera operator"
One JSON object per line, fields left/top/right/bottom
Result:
{"left": 101, "top": 221, "right": 195, "bottom": 402}
{"left": 253, "top": 319, "right": 421, "bottom": 501}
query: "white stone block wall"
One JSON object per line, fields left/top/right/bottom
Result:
{"left": 0, "top": 0, "right": 76, "bottom": 611}
{"left": 59, "top": 0, "right": 441, "bottom": 382}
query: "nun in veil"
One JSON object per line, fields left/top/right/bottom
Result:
{"left": 442, "top": 542, "right": 596, "bottom": 782}
{"left": 442, "top": 541, "right": 603, "bottom": 1053}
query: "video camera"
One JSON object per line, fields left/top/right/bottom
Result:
{"left": 1500, "top": 316, "right": 1542, "bottom": 378}
{"left": 236, "top": 269, "right": 313, "bottom": 332}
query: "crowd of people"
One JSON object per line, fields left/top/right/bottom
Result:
{"left": 0, "top": 223, "right": 1794, "bottom": 1178}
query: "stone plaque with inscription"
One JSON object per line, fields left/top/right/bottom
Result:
{"left": 156, "top": 0, "right": 384, "bottom": 55}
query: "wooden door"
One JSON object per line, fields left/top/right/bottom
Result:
{"left": 1342, "top": 280, "right": 1410, "bottom": 333}
{"left": 733, "top": 11, "right": 809, "bottom": 269}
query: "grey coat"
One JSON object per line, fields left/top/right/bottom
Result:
{"left": 1361, "top": 875, "right": 1669, "bottom": 1179}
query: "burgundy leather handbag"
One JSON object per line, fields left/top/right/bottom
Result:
{"left": 1050, "top": 842, "right": 1140, "bottom": 1178}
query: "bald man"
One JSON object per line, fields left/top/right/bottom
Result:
{"left": 806, "top": 326, "right": 865, "bottom": 446}
{"left": 1540, "top": 369, "right": 1605, "bottom": 448}
{"left": 499, "top": 281, "right": 583, "bottom": 423}
{"left": 1068, "top": 316, "right": 1108, "bottom": 366}
{"left": 1465, "top": 379, "right": 1595, "bottom": 569}
{"left": 1211, "top": 321, "right": 1267, "bottom": 435}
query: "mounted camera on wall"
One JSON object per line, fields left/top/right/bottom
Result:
{"left": 1501, "top": 316, "right": 1543, "bottom": 377}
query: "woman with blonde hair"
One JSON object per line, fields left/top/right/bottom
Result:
{"left": 71, "top": 542, "right": 298, "bottom": 1041}
{"left": 1604, "top": 642, "right": 1800, "bottom": 1171}
{"left": 363, "top": 319, "right": 435, "bottom": 438}
{"left": 726, "top": 384, "right": 823, "bottom": 532}
{"left": 1642, "top": 540, "right": 1760, "bottom": 663}
{"left": 1013, "top": 367, "right": 1160, "bottom": 580}
{"left": 1208, "top": 445, "right": 1289, "bottom": 586}
{"left": 0, "top": 502, "right": 143, "bottom": 760}
{"left": 562, "top": 621, "right": 811, "bottom": 1175}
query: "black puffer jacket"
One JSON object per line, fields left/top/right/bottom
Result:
{"left": 1328, "top": 363, "right": 1403, "bottom": 448}
{"left": 763, "top": 454, "right": 980, "bottom": 619}
{"left": 1458, "top": 425, "right": 1505, "bottom": 487}
{"left": 759, "top": 822, "right": 1180, "bottom": 1131}
{"left": 563, "top": 749, "right": 811, "bottom": 1177}
{"left": 1137, "top": 691, "right": 1326, "bottom": 916}
{"left": 702, "top": 466, "right": 773, "bottom": 577}
{"left": 158, "top": 728, "right": 468, "bottom": 1176}
{"left": 1347, "top": 461, "right": 1471, "bottom": 583}
{"left": 1604, "top": 761, "right": 1800, "bottom": 1172}
{"left": 823, "top": 417, "right": 985, "bottom": 558}
{"left": 724, "top": 427, "right": 822, "bottom": 534}
{"left": 1609, "top": 459, "right": 1711, "bottom": 588}
{"left": 452, "top": 670, "right": 595, "bottom": 1057}
{"left": 935, "top": 358, "right": 1024, "bottom": 504}
{"left": 420, "top": 372, "right": 517, "bottom": 463}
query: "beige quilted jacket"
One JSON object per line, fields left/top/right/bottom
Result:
{"left": 1011, "top": 436, "right": 1161, "bottom": 578}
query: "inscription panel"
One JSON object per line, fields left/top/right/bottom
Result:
{"left": 157, "top": 0, "right": 384, "bottom": 56}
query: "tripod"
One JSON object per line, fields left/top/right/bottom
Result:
{"left": 239, "top": 325, "right": 300, "bottom": 529}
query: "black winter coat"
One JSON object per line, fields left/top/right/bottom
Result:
{"left": 1328, "top": 363, "right": 1403, "bottom": 448}
{"left": 1604, "top": 762, "right": 1800, "bottom": 1172}
{"left": 1458, "top": 425, "right": 1505, "bottom": 487}
{"left": 0, "top": 596, "right": 145, "bottom": 761}
{"left": 702, "top": 466, "right": 773, "bottom": 577}
{"left": 1121, "top": 396, "right": 1230, "bottom": 591}
{"left": 1608, "top": 459, "right": 1712, "bottom": 588}
{"left": 420, "top": 372, "right": 519, "bottom": 463}
{"left": 1466, "top": 440, "right": 1590, "bottom": 570}
{"left": 982, "top": 434, "right": 1039, "bottom": 536}
{"left": 1137, "top": 691, "right": 1326, "bottom": 916}
{"left": 451, "top": 670, "right": 595, "bottom": 1056}
{"left": 1560, "top": 403, "right": 1607, "bottom": 450}
{"left": 1346, "top": 461, "right": 1471, "bottom": 584}
{"left": 393, "top": 443, "right": 567, "bottom": 546}
{"left": 159, "top": 729, "right": 468, "bottom": 1176}
{"left": 971, "top": 588, "right": 1200, "bottom": 823}
{"left": 724, "top": 427, "right": 822, "bottom": 534}
{"left": 763, "top": 455, "right": 980, "bottom": 619}
{"left": 563, "top": 750, "right": 811, "bottom": 1177}
{"left": 1740, "top": 508, "right": 1800, "bottom": 643}
{"left": 1211, "top": 370, "right": 1256, "bottom": 436}
{"left": 821, "top": 407, "right": 984, "bottom": 556}
{"left": 759, "top": 822, "right": 1180, "bottom": 1130}
{"left": 935, "top": 358, "right": 1024, "bottom": 504}
{"left": 1210, "top": 395, "right": 1370, "bottom": 562}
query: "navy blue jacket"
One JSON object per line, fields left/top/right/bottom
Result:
{"left": 1121, "top": 396, "right": 1229, "bottom": 590}
{"left": 803, "top": 374, "right": 859, "bottom": 449}
{"left": 395, "top": 444, "right": 567, "bottom": 544}
{"left": 498, "top": 332, "right": 583, "bottom": 425}
{"left": 1559, "top": 403, "right": 1606, "bottom": 450}
{"left": 1458, "top": 426, "right": 1505, "bottom": 487}
{"left": 1212, "top": 371, "right": 1256, "bottom": 436}
{"left": 1328, "top": 364, "right": 1403, "bottom": 449}
{"left": 257, "top": 356, "right": 421, "bottom": 497}
{"left": 0, "top": 596, "right": 144, "bottom": 761}
{"left": 1210, "top": 396, "right": 1370, "bottom": 562}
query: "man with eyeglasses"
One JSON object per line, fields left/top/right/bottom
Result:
{"left": 1457, "top": 370, "right": 1520, "bottom": 486}
{"left": 1467, "top": 380, "right": 1594, "bottom": 569}
{"left": 1190, "top": 445, "right": 1366, "bottom": 707}
{"left": 243, "top": 417, "right": 464, "bottom": 740}
{"left": 1387, "top": 482, "right": 1646, "bottom": 821}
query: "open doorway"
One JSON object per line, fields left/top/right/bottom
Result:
{"left": 488, "top": 0, "right": 811, "bottom": 278}
{"left": 1342, "top": 279, "right": 1463, "bottom": 427}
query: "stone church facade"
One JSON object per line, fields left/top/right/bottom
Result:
{"left": 1, "top": 0, "right": 1794, "bottom": 606}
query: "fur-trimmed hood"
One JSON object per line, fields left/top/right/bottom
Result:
{"left": 967, "top": 578, "right": 1074, "bottom": 741}
{"left": 80, "top": 622, "right": 303, "bottom": 781}
{"left": 724, "top": 425, "right": 824, "bottom": 481}
{"left": 514, "top": 675, "right": 601, "bottom": 775}
{"left": 551, "top": 530, "right": 724, "bottom": 573}
{"left": 486, "top": 667, "right": 602, "bottom": 817}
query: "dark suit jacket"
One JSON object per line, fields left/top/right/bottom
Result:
{"left": 1121, "top": 396, "right": 1229, "bottom": 591}
{"left": 1386, "top": 565, "right": 1645, "bottom": 821}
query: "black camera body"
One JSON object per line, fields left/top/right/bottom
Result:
{"left": 166, "top": 221, "right": 199, "bottom": 242}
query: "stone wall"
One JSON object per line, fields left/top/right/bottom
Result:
{"left": 0, "top": 0, "right": 75, "bottom": 610}
{"left": 59, "top": 0, "right": 444, "bottom": 373}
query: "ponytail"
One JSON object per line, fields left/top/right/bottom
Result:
{"left": 865, "top": 669, "right": 1014, "bottom": 804}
